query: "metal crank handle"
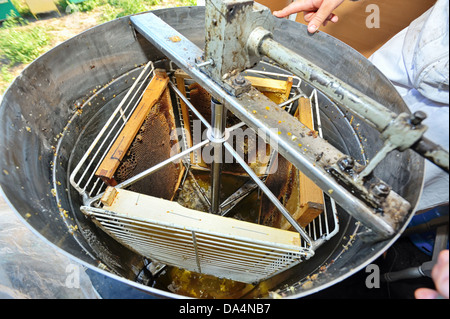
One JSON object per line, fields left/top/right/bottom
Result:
{"left": 248, "top": 27, "right": 449, "bottom": 173}
{"left": 411, "top": 136, "right": 449, "bottom": 173}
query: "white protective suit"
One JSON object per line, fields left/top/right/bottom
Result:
{"left": 369, "top": 0, "right": 449, "bottom": 212}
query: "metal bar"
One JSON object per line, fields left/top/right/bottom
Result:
{"left": 278, "top": 93, "right": 304, "bottom": 108}
{"left": 223, "top": 141, "right": 314, "bottom": 246}
{"left": 220, "top": 180, "right": 259, "bottom": 216}
{"left": 258, "top": 36, "right": 397, "bottom": 132}
{"left": 411, "top": 137, "right": 449, "bottom": 173}
{"left": 130, "top": 12, "right": 410, "bottom": 240}
{"left": 209, "top": 99, "right": 227, "bottom": 214}
{"left": 169, "top": 81, "right": 212, "bottom": 131}
{"left": 257, "top": 35, "right": 449, "bottom": 173}
{"left": 188, "top": 170, "right": 211, "bottom": 207}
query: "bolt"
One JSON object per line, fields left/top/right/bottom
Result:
{"left": 410, "top": 111, "right": 427, "bottom": 126}
{"left": 338, "top": 156, "right": 355, "bottom": 171}
{"left": 233, "top": 75, "right": 246, "bottom": 86}
{"left": 371, "top": 182, "right": 391, "bottom": 198}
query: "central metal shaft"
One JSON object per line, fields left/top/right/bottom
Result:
{"left": 210, "top": 98, "right": 227, "bottom": 214}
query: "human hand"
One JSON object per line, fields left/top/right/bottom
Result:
{"left": 273, "top": 0, "right": 345, "bottom": 33}
{"left": 415, "top": 250, "right": 449, "bottom": 299}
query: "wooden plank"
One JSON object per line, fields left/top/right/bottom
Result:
{"left": 283, "top": 97, "right": 324, "bottom": 229}
{"left": 112, "top": 83, "right": 185, "bottom": 201}
{"left": 259, "top": 77, "right": 293, "bottom": 105}
{"left": 95, "top": 69, "right": 170, "bottom": 185}
{"left": 160, "top": 86, "right": 186, "bottom": 201}
{"left": 244, "top": 76, "right": 290, "bottom": 93}
{"left": 284, "top": 77, "right": 294, "bottom": 100}
{"left": 100, "top": 186, "right": 118, "bottom": 206}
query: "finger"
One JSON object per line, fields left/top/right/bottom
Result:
{"left": 307, "top": 5, "right": 336, "bottom": 33}
{"left": 304, "top": 12, "right": 339, "bottom": 24}
{"left": 323, "top": 13, "right": 339, "bottom": 26}
{"left": 303, "top": 11, "right": 315, "bottom": 23}
{"left": 432, "top": 250, "right": 449, "bottom": 298}
{"left": 329, "top": 13, "right": 339, "bottom": 23}
{"left": 307, "top": 1, "right": 343, "bottom": 33}
{"left": 432, "top": 250, "right": 449, "bottom": 282}
{"left": 273, "top": 0, "right": 316, "bottom": 18}
{"left": 415, "top": 288, "right": 440, "bottom": 300}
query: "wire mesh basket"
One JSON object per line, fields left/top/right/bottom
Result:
{"left": 70, "top": 60, "right": 340, "bottom": 284}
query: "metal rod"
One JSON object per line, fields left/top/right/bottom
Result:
{"left": 258, "top": 35, "right": 397, "bottom": 132}
{"left": 210, "top": 99, "right": 227, "bottom": 214}
{"left": 169, "top": 81, "right": 212, "bottom": 131}
{"left": 223, "top": 142, "right": 314, "bottom": 247}
{"left": 257, "top": 34, "right": 449, "bottom": 173}
{"left": 278, "top": 93, "right": 304, "bottom": 108}
{"left": 220, "top": 180, "right": 259, "bottom": 217}
{"left": 87, "top": 139, "right": 210, "bottom": 205}
{"left": 411, "top": 137, "right": 449, "bottom": 173}
{"left": 188, "top": 170, "right": 212, "bottom": 207}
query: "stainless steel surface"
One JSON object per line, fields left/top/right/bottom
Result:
{"left": 0, "top": 6, "right": 425, "bottom": 298}
{"left": 131, "top": 11, "right": 411, "bottom": 240}
{"left": 75, "top": 62, "right": 329, "bottom": 282}
{"left": 209, "top": 99, "right": 226, "bottom": 214}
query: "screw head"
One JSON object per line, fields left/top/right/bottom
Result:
{"left": 410, "top": 111, "right": 427, "bottom": 126}
{"left": 371, "top": 182, "right": 391, "bottom": 198}
{"left": 338, "top": 156, "right": 355, "bottom": 171}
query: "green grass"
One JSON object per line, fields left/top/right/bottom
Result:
{"left": 9, "top": 0, "right": 31, "bottom": 17}
{"left": 0, "top": 15, "right": 50, "bottom": 66}
{"left": 0, "top": 0, "right": 196, "bottom": 93}
{"left": 100, "top": 0, "right": 160, "bottom": 22}
{"left": 58, "top": 0, "right": 105, "bottom": 13}
{"left": 0, "top": 13, "right": 51, "bottom": 93}
{"left": 1, "top": 65, "right": 14, "bottom": 84}
{"left": 180, "top": 0, "right": 197, "bottom": 6}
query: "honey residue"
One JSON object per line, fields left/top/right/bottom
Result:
{"left": 162, "top": 268, "right": 254, "bottom": 299}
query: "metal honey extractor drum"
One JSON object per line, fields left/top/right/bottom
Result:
{"left": 0, "top": 6, "right": 424, "bottom": 298}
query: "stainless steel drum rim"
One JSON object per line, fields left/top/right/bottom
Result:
{"left": 0, "top": 6, "right": 424, "bottom": 299}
